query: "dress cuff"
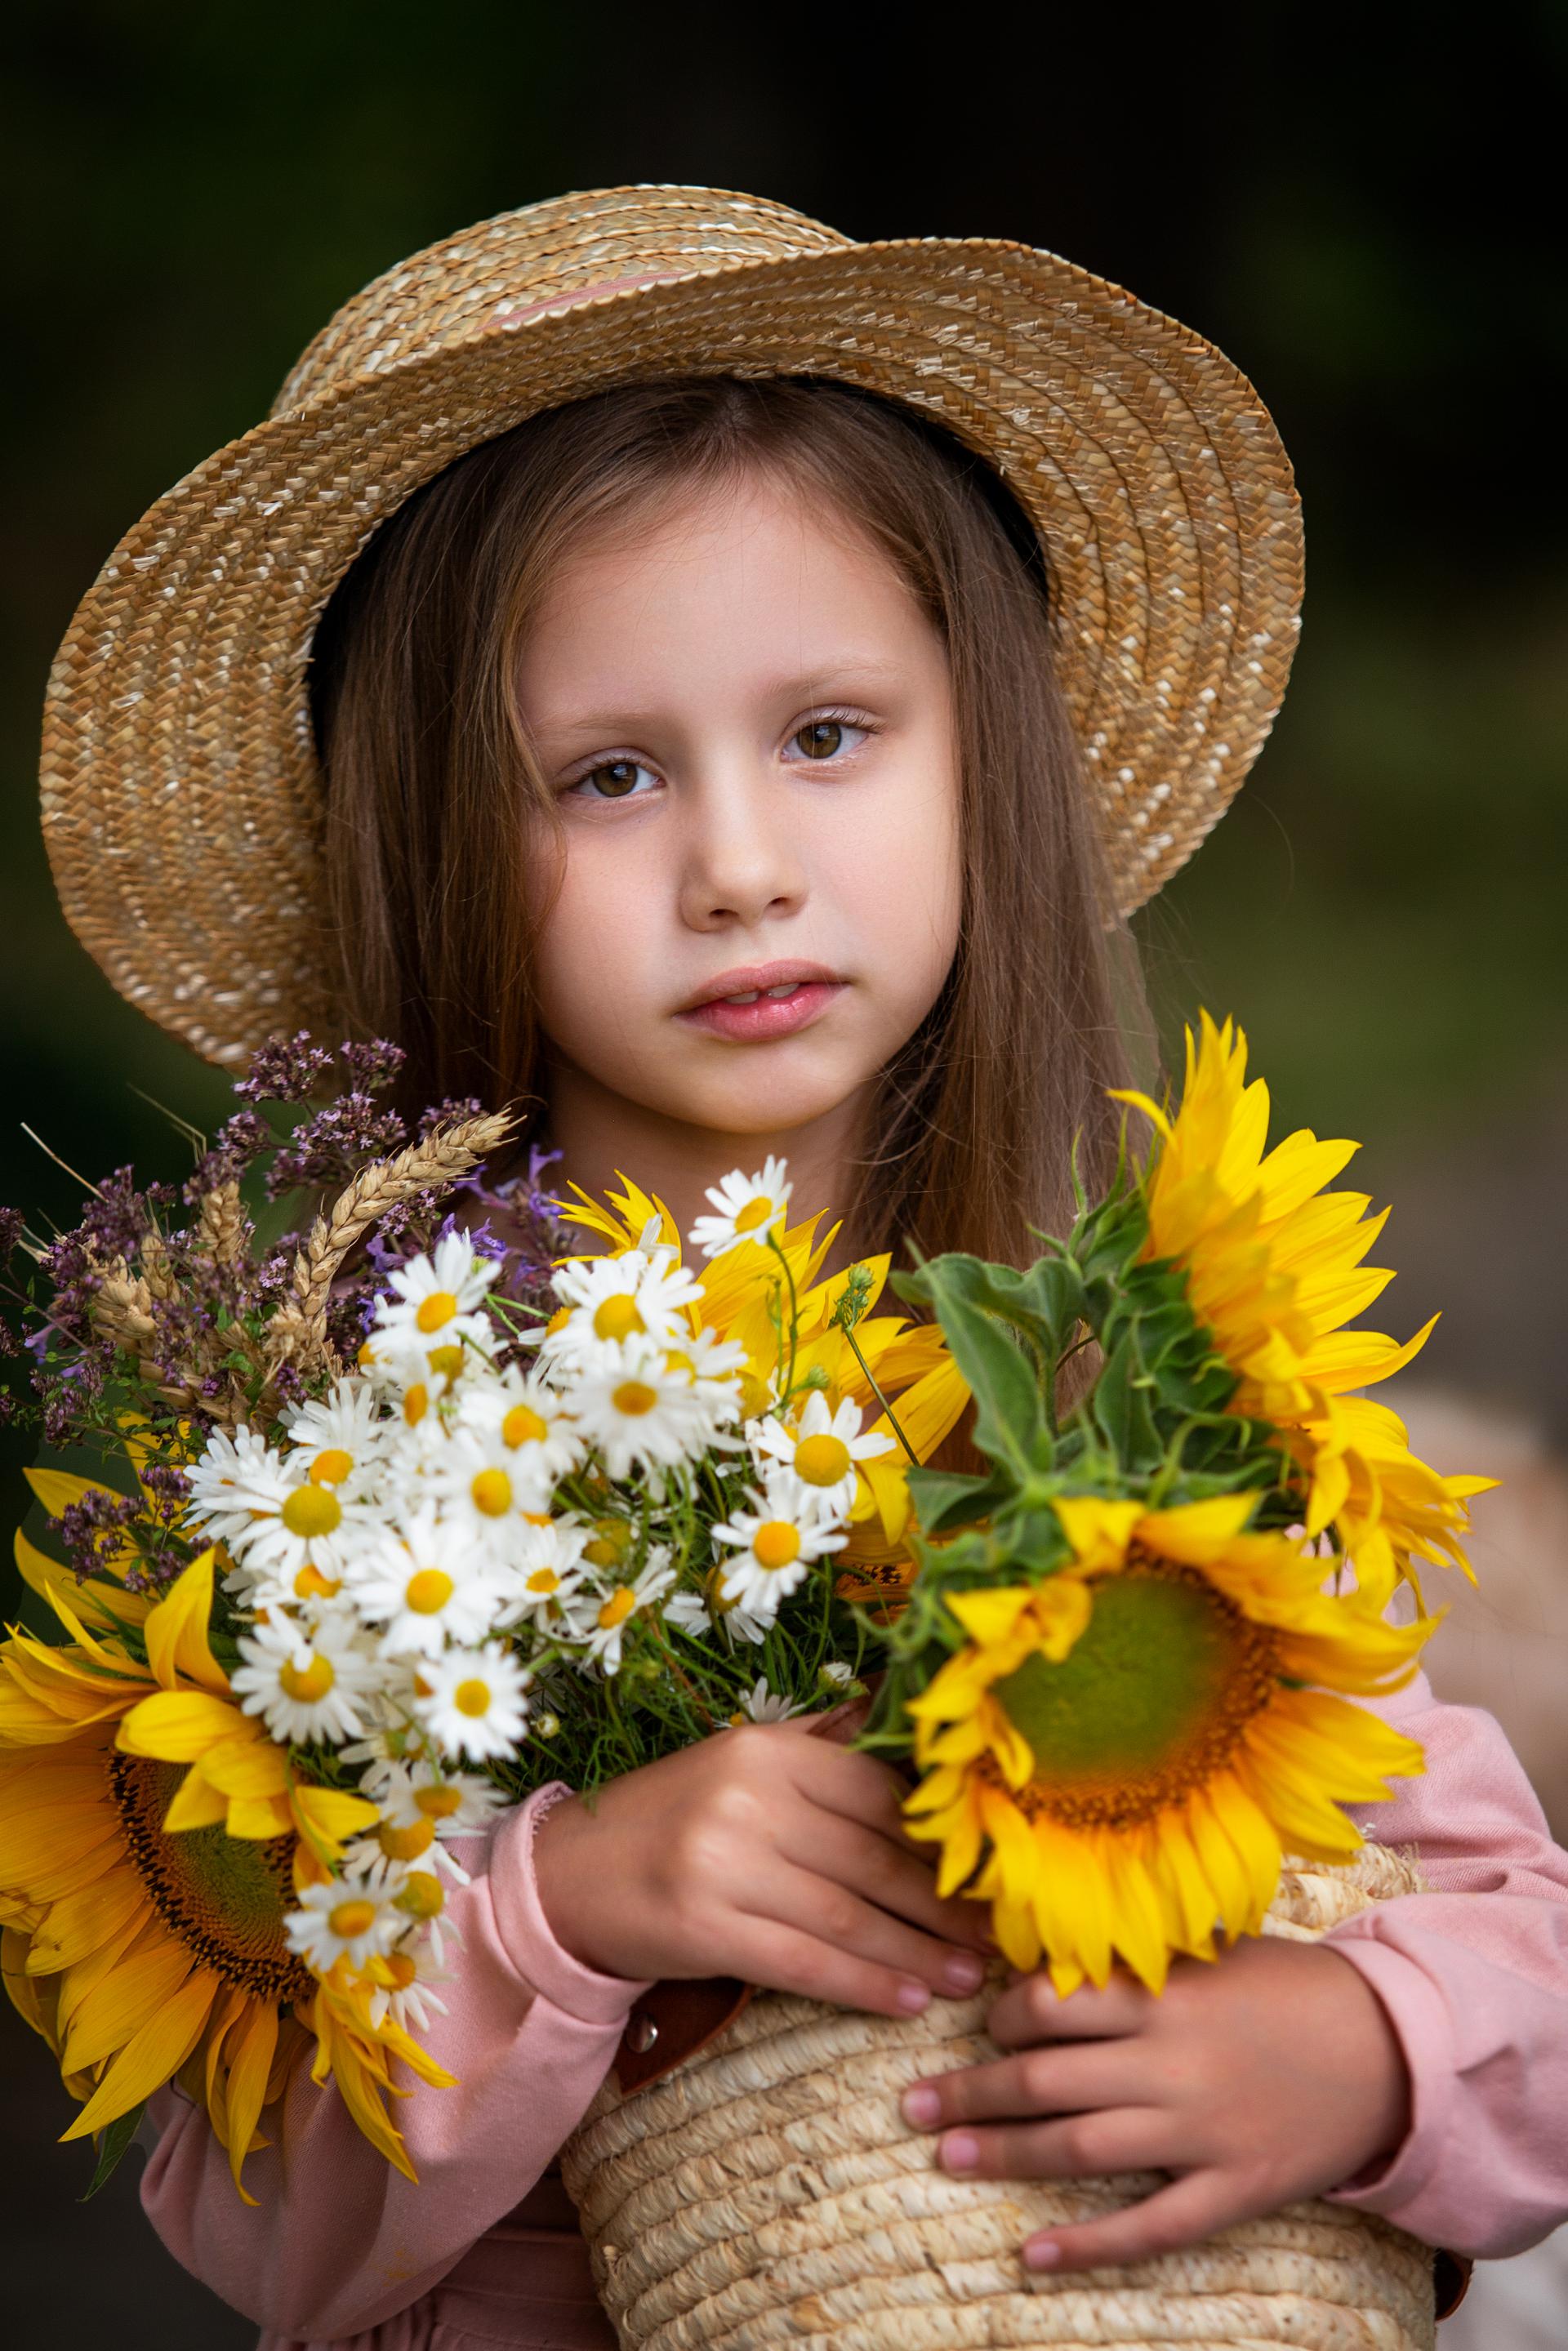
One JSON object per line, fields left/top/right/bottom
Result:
{"left": 1320, "top": 1931, "right": 1457, "bottom": 2224}
{"left": 487, "top": 1781, "right": 654, "bottom": 2029}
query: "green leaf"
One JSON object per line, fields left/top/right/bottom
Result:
{"left": 894, "top": 1254, "right": 1041, "bottom": 1476}
{"left": 80, "top": 2100, "right": 147, "bottom": 2201}
{"left": 906, "top": 1466, "right": 1011, "bottom": 1535}
{"left": 1090, "top": 1333, "right": 1162, "bottom": 1467}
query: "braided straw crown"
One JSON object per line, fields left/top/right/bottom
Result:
{"left": 41, "top": 185, "right": 1303, "bottom": 1066}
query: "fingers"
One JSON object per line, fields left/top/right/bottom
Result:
{"left": 986, "top": 1968, "right": 1152, "bottom": 2048}
{"left": 900, "top": 2042, "right": 1143, "bottom": 2131}
{"left": 1019, "top": 2168, "right": 1247, "bottom": 2274}
{"left": 785, "top": 1732, "right": 916, "bottom": 1839}
{"left": 721, "top": 1912, "right": 947, "bottom": 2020}
{"left": 918, "top": 2104, "right": 1176, "bottom": 2190}
{"left": 750, "top": 1856, "right": 988, "bottom": 1999}
{"left": 780, "top": 1810, "right": 992, "bottom": 1952}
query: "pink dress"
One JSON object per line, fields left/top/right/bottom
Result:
{"left": 138, "top": 1674, "right": 1568, "bottom": 2348}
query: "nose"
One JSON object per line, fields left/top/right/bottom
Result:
{"left": 675, "top": 764, "right": 808, "bottom": 933}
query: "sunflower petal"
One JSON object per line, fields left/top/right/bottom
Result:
{"left": 60, "top": 1966, "right": 219, "bottom": 2139}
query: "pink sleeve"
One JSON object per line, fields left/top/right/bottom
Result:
{"left": 1323, "top": 1670, "right": 1568, "bottom": 2257}
{"left": 139, "top": 1783, "right": 649, "bottom": 2342}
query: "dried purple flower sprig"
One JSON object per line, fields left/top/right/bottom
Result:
{"left": 1, "top": 1040, "right": 566, "bottom": 1555}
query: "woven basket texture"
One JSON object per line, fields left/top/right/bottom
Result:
{"left": 39, "top": 184, "right": 1303, "bottom": 1067}
{"left": 561, "top": 1846, "right": 1432, "bottom": 2351}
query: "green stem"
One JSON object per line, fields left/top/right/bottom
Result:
{"left": 840, "top": 1321, "right": 917, "bottom": 1465}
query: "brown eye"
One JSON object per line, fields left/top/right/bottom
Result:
{"left": 795, "top": 720, "right": 844, "bottom": 760}
{"left": 585, "top": 759, "right": 644, "bottom": 799}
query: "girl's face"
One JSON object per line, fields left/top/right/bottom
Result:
{"left": 518, "top": 470, "right": 962, "bottom": 1156}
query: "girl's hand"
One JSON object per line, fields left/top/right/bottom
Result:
{"left": 532, "top": 1716, "right": 993, "bottom": 2017}
{"left": 899, "top": 1937, "right": 1411, "bottom": 2270}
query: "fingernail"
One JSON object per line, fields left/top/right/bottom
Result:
{"left": 942, "top": 1952, "right": 987, "bottom": 1993}
{"left": 896, "top": 1981, "right": 932, "bottom": 2015}
{"left": 901, "top": 2085, "right": 941, "bottom": 2127}
{"left": 941, "top": 2131, "right": 980, "bottom": 2173}
{"left": 1022, "top": 2236, "right": 1062, "bottom": 2271}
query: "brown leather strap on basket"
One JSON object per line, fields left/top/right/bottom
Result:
{"left": 612, "top": 1975, "right": 753, "bottom": 2092}
{"left": 1432, "top": 2249, "right": 1472, "bottom": 2319}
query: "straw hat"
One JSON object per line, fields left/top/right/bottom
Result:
{"left": 40, "top": 184, "right": 1303, "bottom": 1068}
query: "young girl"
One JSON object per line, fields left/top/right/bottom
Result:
{"left": 42, "top": 187, "right": 1568, "bottom": 2349}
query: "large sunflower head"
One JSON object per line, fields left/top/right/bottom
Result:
{"left": 1111, "top": 1013, "right": 1494, "bottom": 1606}
{"left": 0, "top": 1529, "right": 389, "bottom": 2196}
{"left": 903, "top": 1494, "right": 1429, "bottom": 1995}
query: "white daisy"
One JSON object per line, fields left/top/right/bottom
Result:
{"left": 229, "top": 1605, "right": 381, "bottom": 1745}
{"left": 538, "top": 1245, "right": 705, "bottom": 1376}
{"left": 345, "top": 1510, "right": 508, "bottom": 1659}
{"left": 724, "top": 1676, "right": 808, "bottom": 1726}
{"left": 363, "top": 1939, "right": 452, "bottom": 2035}
{"left": 688, "top": 1157, "right": 793, "bottom": 1260}
{"left": 371, "top": 1230, "right": 501, "bottom": 1369}
{"left": 212, "top": 1447, "right": 383, "bottom": 1601}
{"left": 341, "top": 1761, "right": 486, "bottom": 1886}
{"left": 420, "top": 1428, "right": 552, "bottom": 1552}
{"left": 818, "top": 1659, "right": 859, "bottom": 1692}
{"left": 184, "top": 1424, "right": 291, "bottom": 1547}
{"left": 415, "top": 1642, "right": 532, "bottom": 1763}
{"left": 711, "top": 1489, "right": 846, "bottom": 1618}
{"left": 278, "top": 1378, "right": 390, "bottom": 1499}
{"left": 663, "top": 1589, "right": 713, "bottom": 1637}
{"left": 455, "top": 1365, "right": 583, "bottom": 1491}
{"left": 754, "top": 1391, "right": 894, "bottom": 1519}
{"left": 572, "top": 1554, "right": 676, "bottom": 1675}
{"left": 495, "top": 1516, "right": 591, "bottom": 1632}
{"left": 566, "top": 1338, "right": 727, "bottom": 1481}
{"left": 285, "top": 1872, "right": 406, "bottom": 1976}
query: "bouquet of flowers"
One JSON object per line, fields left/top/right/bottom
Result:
{"left": 0, "top": 1016, "right": 1488, "bottom": 2206}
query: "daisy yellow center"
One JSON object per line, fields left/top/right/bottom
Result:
{"left": 704, "top": 1565, "right": 741, "bottom": 1616}
{"left": 739, "top": 1373, "right": 773, "bottom": 1418}
{"left": 991, "top": 1555, "right": 1281, "bottom": 1831}
{"left": 752, "top": 1521, "right": 802, "bottom": 1570}
{"left": 387, "top": 1951, "right": 418, "bottom": 1989}
{"left": 734, "top": 1196, "right": 773, "bottom": 1232}
{"left": 309, "top": 1448, "right": 354, "bottom": 1487}
{"left": 279, "top": 1654, "right": 336, "bottom": 1703}
{"left": 428, "top": 1345, "right": 466, "bottom": 1378}
{"left": 405, "top": 1569, "right": 453, "bottom": 1615}
{"left": 106, "top": 1753, "right": 313, "bottom": 2002}
{"left": 416, "top": 1290, "right": 459, "bottom": 1333}
{"left": 795, "top": 1433, "right": 851, "bottom": 1485}
{"left": 377, "top": 1816, "right": 436, "bottom": 1860}
{"left": 330, "top": 1899, "right": 378, "bottom": 1940}
{"left": 453, "top": 1679, "right": 492, "bottom": 1716}
{"left": 357, "top": 1339, "right": 377, "bottom": 1366}
{"left": 403, "top": 1383, "right": 429, "bottom": 1426}
{"left": 503, "top": 1404, "right": 549, "bottom": 1447}
{"left": 415, "top": 1783, "right": 464, "bottom": 1819}
{"left": 470, "top": 1469, "right": 512, "bottom": 1516}
{"left": 396, "top": 1874, "right": 445, "bottom": 1920}
{"left": 292, "top": 1563, "right": 341, "bottom": 1601}
{"left": 584, "top": 1519, "right": 630, "bottom": 1568}
{"left": 594, "top": 1295, "right": 646, "bottom": 1342}
{"left": 546, "top": 1306, "right": 572, "bottom": 1335}
{"left": 612, "top": 1380, "right": 658, "bottom": 1417}
{"left": 598, "top": 1586, "right": 637, "bottom": 1630}
{"left": 282, "top": 1485, "right": 342, "bottom": 1538}
{"left": 526, "top": 1567, "right": 561, "bottom": 1594}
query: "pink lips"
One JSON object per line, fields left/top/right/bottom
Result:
{"left": 675, "top": 962, "right": 845, "bottom": 1043}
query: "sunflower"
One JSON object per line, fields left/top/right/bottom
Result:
{"left": 0, "top": 1509, "right": 415, "bottom": 2195}
{"left": 559, "top": 1172, "right": 969, "bottom": 1542}
{"left": 903, "top": 1494, "right": 1428, "bottom": 1996}
{"left": 1113, "top": 1013, "right": 1491, "bottom": 1607}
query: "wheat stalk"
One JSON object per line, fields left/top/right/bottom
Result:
{"left": 262, "top": 1111, "right": 517, "bottom": 1383}
{"left": 196, "top": 1182, "right": 246, "bottom": 1265}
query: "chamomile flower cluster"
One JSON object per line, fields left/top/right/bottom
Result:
{"left": 180, "top": 1178, "right": 922, "bottom": 2049}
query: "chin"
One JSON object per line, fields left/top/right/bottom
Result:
{"left": 670, "top": 1070, "right": 867, "bottom": 1140}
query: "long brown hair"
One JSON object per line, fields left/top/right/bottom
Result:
{"left": 309, "top": 375, "right": 1152, "bottom": 1271}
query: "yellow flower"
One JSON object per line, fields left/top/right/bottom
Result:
{"left": 1114, "top": 1014, "right": 1493, "bottom": 1607}
{"left": 0, "top": 1527, "right": 408, "bottom": 2194}
{"left": 559, "top": 1173, "right": 969, "bottom": 1543}
{"left": 903, "top": 1495, "right": 1428, "bottom": 1996}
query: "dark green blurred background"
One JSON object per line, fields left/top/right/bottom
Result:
{"left": 2, "top": 5, "right": 1564, "bottom": 2340}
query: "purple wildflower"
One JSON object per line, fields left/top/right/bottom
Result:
{"left": 234, "top": 1031, "right": 335, "bottom": 1105}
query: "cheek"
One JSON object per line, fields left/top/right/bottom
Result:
{"left": 529, "top": 845, "right": 654, "bottom": 1044}
{"left": 826, "top": 762, "right": 963, "bottom": 1024}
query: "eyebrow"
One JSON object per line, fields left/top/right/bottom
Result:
{"left": 528, "top": 659, "right": 911, "bottom": 741}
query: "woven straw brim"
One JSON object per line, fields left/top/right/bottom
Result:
{"left": 42, "top": 195, "right": 1303, "bottom": 1066}
{"left": 563, "top": 1849, "right": 1433, "bottom": 2351}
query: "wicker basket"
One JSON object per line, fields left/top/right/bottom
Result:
{"left": 562, "top": 1846, "right": 1433, "bottom": 2351}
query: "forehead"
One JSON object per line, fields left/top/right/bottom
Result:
{"left": 516, "top": 468, "right": 938, "bottom": 716}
